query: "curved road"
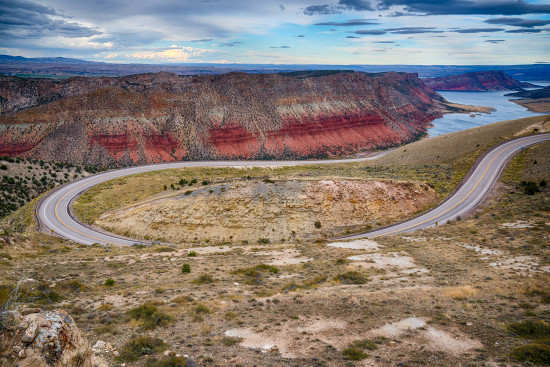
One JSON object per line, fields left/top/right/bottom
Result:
{"left": 38, "top": 133, "right": 550, "bottom": 245}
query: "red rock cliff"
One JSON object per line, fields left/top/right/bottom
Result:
{"left": 0, "top": 71, "right": 460, "bottom": 165}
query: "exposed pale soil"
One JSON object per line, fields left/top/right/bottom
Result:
{"left": 512, "top": 98, "right": 550, "bottom": 113}
{"left": 95, "top": 179, "right": 438, "bottom": 243}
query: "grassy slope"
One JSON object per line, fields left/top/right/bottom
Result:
{"left": 375, "top": 114, "right": 550, "bottom": 166}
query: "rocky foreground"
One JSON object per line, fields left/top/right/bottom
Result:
{"left": 0, "top": 71, "right": 468, "bottom": 166}
{"left": 0, "top": 308, "right": 92, "bottom": 366}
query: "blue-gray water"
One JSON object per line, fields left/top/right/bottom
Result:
{"left": 428, "top": 89, "right": 548, "bottom": 137}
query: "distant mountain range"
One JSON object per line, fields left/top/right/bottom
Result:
{"left": 1, "top": 55, "right": 549, "bottom": 81}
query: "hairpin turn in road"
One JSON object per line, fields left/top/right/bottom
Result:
{"left": 37, "top": 133, "right": 550, "bottom": 246}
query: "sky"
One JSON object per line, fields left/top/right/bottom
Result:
{"left": 1, "top": 0, "right": 549, "bottom": 65}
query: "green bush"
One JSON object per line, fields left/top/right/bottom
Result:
{"left": 524, "top": 181, "right": 541, "bottom": 195}
{"left": 117, "top": 336, "right": 168, "bottom": 362}
{"left": 33, "top": 283, "right": 63, "bottom": 303}
{"left": 314, "top": 221, "right": 322, "bottom": 229}
{"left": 127, "top": 303, "right": 174, "bottom": 330}
{"left": 342, "top": 346, "right": 368, "bottom": 360}
{"left": 232, "top": 264, "right": 278, "bottom": 285}
{"left": 192, "top": 274, "right": 215, "bottom": 285}
{"left": 193, "top": 304, "right": 211, "bottom": 314}
{"left": 257, "top": 238, "right": 269, "bottom": 244}
{"left": 353, "top": 339, "right": 378, "bottom": 351}
{"left": 181, "top": 263, "right": 191, "bottom": 273}
{"left": 510, "top": 343, "right": 550, "bottom": 364}
{"left": 154, "top": 247, "right": 175, "bottom": 253}
{"left": 221, "top": 336, "right": 242, "bottom": 346}
{"left": 146, "top": 356, "right": 188, "bottom": 367}
{"left": 0, "top": 284, "right": 14, "bottom": 310}
{"left": 59, "top": 280, "right": 87, "bottom": 294}
{"left": 104, "top": 278, "right": 116, "bottom": 287}
{"left": 334, "top": 271, "right": 369, "bottom": 285}
{"left": 507, "top": 320, "right": 550, "bottom": 339}
{"left": 188, "top": 251, "right": 197, "bottom": 257}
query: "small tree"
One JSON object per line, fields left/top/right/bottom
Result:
{"left": 314, "top": 221, "right": 322, "bottom": 229}
{"left": 181, "top": 263, "right": 191, "bottom": 273}
{"left": 104, "top": 278, "right": 115, "bottom": 286}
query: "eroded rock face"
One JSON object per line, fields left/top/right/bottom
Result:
{"left": 423, "top": 70, "right": 538, "bottom": 91}
{"left": 0, "top": 71, "right": 458, "bottom": 165}
{"left": 0, "top": 309, "right": 92, "bottom": 367}
{"left": 97, "top": 179, "right": 439, "bottom": 243}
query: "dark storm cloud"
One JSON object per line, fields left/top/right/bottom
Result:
{"left": 315, "top": 19, "right": 379, "bottom": 26}
{"left": 345, "top": 35, "right": 361, "bottom": 38}
{"left": 219, "top": 41, "right": 243, "bottom": 47}
{"left": 295, "top": 35, "right": 305, "bottom": 37}
{"left": 385, "top": 26, "right": 442, "bottom": 34}
{"left": 377, "top": 0, "right": 550, "bottom": 15}
{"left": 354, "top": 29, "right": 387, "bottom": 35}
{"left": 304, "top": 0, "right": 373, "bottom": 15}
{"left": 484, "top": 39, "right": 505, "bottom": 43}
{"left": 339, "top": 0, "right": 374, "bottom": 11}
{"left": 454, "top": 28, "right": 504, "bottom": 33}
{"left": 303, "top": 4, "right": 342, "bottom": 15}
{"left": 0, "top": 0, "right": 101, "bottom": 39}
{"left": 485, "top": 17, "right": 550, "bottom": 28}
{"left": 44, "top": 0, "right": 277, "bottom": 40}
{"left": 505, "top": 28, "right": 545, "bottom": 33}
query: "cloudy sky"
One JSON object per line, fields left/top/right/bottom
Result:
{"left": 1, "top": 0, "right": 549, "bottom": 64}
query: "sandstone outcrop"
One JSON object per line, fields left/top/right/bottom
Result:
{"left": 0, "top": 71, "right": 465, "bottom": 165}
{"left": 96, "top": 179, "right": 439, "bottom": 243}
{"left": 423, "top": 70, "right": 538, "bottom": 91}
{"left": 0, "top": 309, "right": 92, "bottom": 367}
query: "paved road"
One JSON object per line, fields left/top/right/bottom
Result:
{"left": 345, "top": 133, "right": 550, "bottom": 239}
{"left": 37, "top": 133, "right": 550, "bottom": 245}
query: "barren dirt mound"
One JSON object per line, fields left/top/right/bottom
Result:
{"left": 96, "top": 178, "right": 438, "bottom": 243}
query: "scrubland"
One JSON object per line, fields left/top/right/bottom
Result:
{"left": 0, "top": 115, "right": 549, "bottom": 366}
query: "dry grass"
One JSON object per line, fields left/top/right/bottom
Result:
{"left": 443, "top": 286, "right": 478, "bottom": 300}
{"left": 375, "top": 114, "right": 550, "bottom": 166}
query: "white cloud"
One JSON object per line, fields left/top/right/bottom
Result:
{"left": 128, "top": 46, "right": 216, "bottom": 62}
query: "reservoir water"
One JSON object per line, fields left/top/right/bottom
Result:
{"left": 428, "top": 90, "right": 547, "bottom": 136}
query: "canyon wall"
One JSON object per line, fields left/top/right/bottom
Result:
{"left": 1, "top": 71, "right": 462, "bottom": 165}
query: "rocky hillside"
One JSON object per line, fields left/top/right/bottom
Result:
{"left": 96, "top": 178, "right": 438, "bottom": 243}
{"left": 506, "top": 85, "right": 550, "bottom": 99}
{"left": 1, "top": 71, "right": 465, "bottom": 166}
{"left": 423, "top": 70, "right": 538, "bottom": 91}
{"left": 506, "top": 85, "right": 550, "bottom": 113}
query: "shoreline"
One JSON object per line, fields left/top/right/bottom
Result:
{"left": 510, "top": 98, "right": 550, "bottom": 113}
